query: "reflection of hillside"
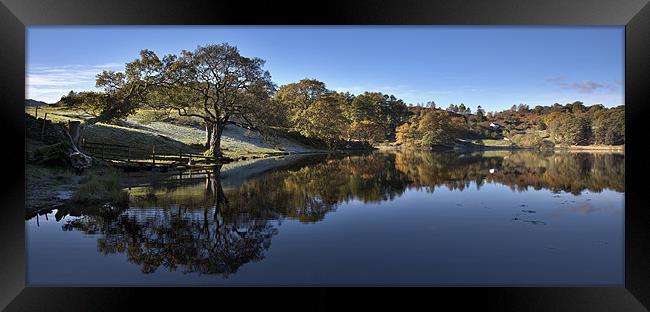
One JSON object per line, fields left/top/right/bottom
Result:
{"left": 394, "top": 152, "right": 502, "bottom": 192}
{"left": 488, "top": 151, "right": 624, "bottom": 194}
{"left": 395, "top": 151, "right": 623, "bottom": 195}
{"left": 62, "top": 150, "right": 623, "bottom": 276}
{"left": 131, "top": 153, "right": 411, "bottom": 223}
{"left": 131, "top": 151, "right": 624, "bottom": 223}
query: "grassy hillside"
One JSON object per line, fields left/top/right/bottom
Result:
{"left": 25, "top": 106, "right": 320, "bottom": 160}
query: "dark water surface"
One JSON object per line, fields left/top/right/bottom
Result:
{"left": 26, "top": 150, "right": 624, "bottom": 286}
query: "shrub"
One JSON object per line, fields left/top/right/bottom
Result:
{"left": 72, "top": 171, "right": 129, "bottom": 207}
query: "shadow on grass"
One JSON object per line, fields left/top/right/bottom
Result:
{"left": 84, "top": 123, "right": 199, "bottom": 157}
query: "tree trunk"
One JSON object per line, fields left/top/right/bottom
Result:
{"left": 65, "top": 121, "right": 92, "bottom": 173}
{"left": 212, "top": 165, "right": 227, "bottom": 220}
{"left": 204, "top": 121, "right": 214, "bottom": 148}
{"left": 207, "top": 122, "right": 224, "bottom": 159}
{"left": 205, "top": 172, "right": 213, "bottom": 196}
{"left": 68, "top": 121, "right": 83, "bottom": 147}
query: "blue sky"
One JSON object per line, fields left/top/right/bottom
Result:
{"left": 27, "top": 26, "right": 624, "bottom": 112}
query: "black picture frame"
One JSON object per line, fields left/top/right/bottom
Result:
{"left": 2, "top": 0, "right": 649, "bottom": 310}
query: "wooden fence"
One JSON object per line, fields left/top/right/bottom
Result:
{"left": 81, "top": 140, "right": 213, "bottom": 165}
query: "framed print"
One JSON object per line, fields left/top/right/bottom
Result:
{"left": 1, "top": 0, "right": 649, "bottom": 310}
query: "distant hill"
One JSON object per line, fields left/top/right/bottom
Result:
{"left": 25, "top": 99, "right": 49, "bottom": 106}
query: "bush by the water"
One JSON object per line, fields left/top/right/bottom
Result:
{"left": 72, "top": 171, "right": 129, "bottom": 207}
{"left": 508, "top": 132, "right": 554, "bottom": 150}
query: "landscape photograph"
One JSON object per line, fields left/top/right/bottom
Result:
{"left": 25, "top": 26, "right": 624, "bottom": 285}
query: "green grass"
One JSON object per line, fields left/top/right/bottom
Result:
{"left": 480, "top": 150, "right": 515, "bottom": 157}
{"left": 474, "top": 139, "right": 513, "bottom": 147}
{"left": 25, "top": 163, "right": 75, "bottom": 212}
{"left": 127, "top": 110, "right": 302, "bottom": 158}
{"left": 507, "top": 132, "right": 553, "bottom": 149}
{"left": 71, "top": 170, "right": 129, "bottom": 207}
{"left": 26, "top": 160, "right": 130, "bottom": 212}
{"left": 25, "top": 106, "right": 87, "bottom": 123}
{"left": 25, "top": 106, "right": 300, "bottom": 161}
{"left": 84, "top": 122, "right": 197, "bottom": 155}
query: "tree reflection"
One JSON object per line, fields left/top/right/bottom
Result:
{"left": 62, "top": 150, "right": 624, "bottom": 276}
{"left": 64, "top": 165, "right": 278, "bottom": 276}
{"left": 394, "top": 151, "right": 624, "bottom": 195}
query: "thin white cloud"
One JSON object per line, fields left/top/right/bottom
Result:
{"left": 565, "top": 80, "right": 605, "bottom": 93}
{"left": 545, "top": 76, "right": 621, "bottom": 94}
{"left": 509, "top": 91, "right": 624, "bottom": 108}
{"left": 26, "top": 63, "right": 123, "bottom": 102}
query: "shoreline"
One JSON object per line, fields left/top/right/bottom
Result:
{"left": 25, "top": 144, "right": 624, "bottom": 217}
{"left": 25, "top": 151, "right": 330, "bottom": 217}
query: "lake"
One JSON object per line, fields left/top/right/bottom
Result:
{"left": 26, "top": 150, "right": 625, "bottom": 286}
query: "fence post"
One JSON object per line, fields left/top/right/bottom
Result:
{"left": 152, "top": 144, "right": 156, "bottom": 165}
{"left": 179, "top": 148, "right": 182, "bottom": 164}
{"left": 35, "top": 106, "right": 38, "bottom": 119}
{"left": 40, "top": 113, "right": 48, "bottom": 141}
{"left": 127, "top": 146, "right": 131, "bottom": 163}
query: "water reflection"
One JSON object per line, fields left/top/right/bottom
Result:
{"left": 62, "top": 166, "right": 278, "bottom": 276}
{"left": 394, "top": 151, "right": 624, "bottom": 195}
{"left": 50, "top": 150, "right": 624, "bottom": 278}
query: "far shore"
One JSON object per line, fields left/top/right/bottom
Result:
{"left": 555, "top": 144, "right": 624, "bottom": 151}
{"left": 376, "top": 143, "right": 624, "bottom": 153}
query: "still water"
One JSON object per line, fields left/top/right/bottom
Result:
{"left": 26, "top": 150, "right": 624, "bottom": 286}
